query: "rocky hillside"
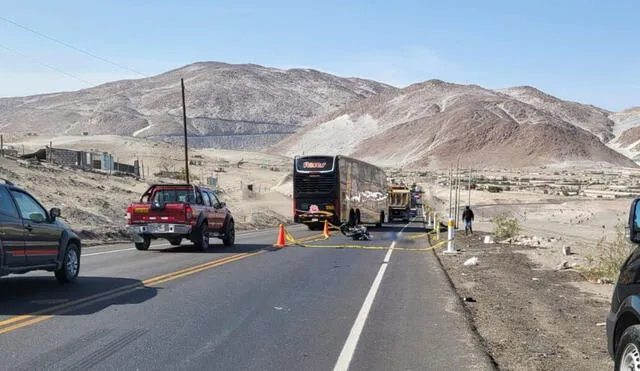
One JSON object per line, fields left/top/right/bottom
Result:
{"left": 0, "top": 62, "right": 394, "bottom": 149}
{"left": 608, "top": 107, "right": 640, "bottom": 161}
{"left": 273, "top": 80, "right": 638, "bottom": 169}
{"left": 497, "top": 86, "right": 615, "bottom": 142}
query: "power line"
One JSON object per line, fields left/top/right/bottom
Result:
{"left": 0, "top": 42, "right": 95, "bottom": 86}
{"left": 0, "top": 15, "right": 148, "bottom": 77}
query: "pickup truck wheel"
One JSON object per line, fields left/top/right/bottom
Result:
{"left": 194, "top": 224, "right": 210, "bottom": 251}
{"left": 135, "top": 237, "right": 151, "bottom": 251}
{"left": 55, "top": 243, "right": 80, "bottom": 283}
{"left": 616, "top": 325, "right": 640, "bottom": 370}
{"left": 222, "top": 220, "right": 235, "bottom": 247}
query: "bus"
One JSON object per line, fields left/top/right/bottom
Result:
{"left": 293, "top": 155, "right": 387, "bottom": 230}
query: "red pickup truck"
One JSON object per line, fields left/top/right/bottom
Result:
{"left": 125, "top": 184, "right": 235, "bottom": 251}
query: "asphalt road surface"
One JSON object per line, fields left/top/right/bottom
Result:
{"left": 0, "top": 221, "right": 495, "bottom": 371}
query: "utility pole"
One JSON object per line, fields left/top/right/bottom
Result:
{"left": 181, "top": 78, "right": 190, "bottom": 184}
{"left": 453, "top": 162, "right": 458, "bottom": 224}
{"left": 454, "top": 157, "right": 461, "bottom": 226}
{"left": 448, "top": 167, "right": 453, "bottom": 218}
{"left": 468, "top": 168, "right": 472, "bottom": 206}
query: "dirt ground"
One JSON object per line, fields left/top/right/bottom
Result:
{"left": 437, "top": 231, "right": 613, "bottom": 371}
{"left": 2, "top": 135, "right": 296, "bottom": 245}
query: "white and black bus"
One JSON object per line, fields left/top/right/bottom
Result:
{"left": 293, "top": 155, "right": 387, "bottom": 230}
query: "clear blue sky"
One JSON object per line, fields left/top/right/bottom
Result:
{"left": 1, "top": 0, "right": 638, "bottom": 111}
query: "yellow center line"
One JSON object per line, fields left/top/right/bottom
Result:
{"left": 0, "top": 253, "right": 247, "bottom": 328}
{"left": 294, "top": 233, "right": 326, "bottom": 243}
{"left": 0, "top": 315, "right": 55, "bottom": 335}
{"left": 0, "top": 251, "right": 263, "bottom": 334}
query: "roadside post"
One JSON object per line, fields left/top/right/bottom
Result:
{"left": 443, "top": 217, "right": 458, "bottom": 254}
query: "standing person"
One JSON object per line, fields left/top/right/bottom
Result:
{"left": 462, "top": 206, "right": 474, "bottom": 235}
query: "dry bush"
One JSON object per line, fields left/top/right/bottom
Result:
{"left": 584, "top": 223, "right": 636, "bottom": 282}
{"left": 492, "top": 213, "right": 520, "bottom": 239}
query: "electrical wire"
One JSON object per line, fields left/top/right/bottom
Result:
{"left": 0, "top": 15, "right": 148, "bottom": 77}
{"left": 0, "top": 42, "right": 95, "bottom": 86}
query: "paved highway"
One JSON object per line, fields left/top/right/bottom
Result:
{"left": 0, "top": 222, "right": 494, "bottom": 370}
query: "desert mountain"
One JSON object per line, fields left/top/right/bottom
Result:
{"left": 608, "top": 107, "right": 640, "bottom": 161}
{"left": 497, "top": 86, "right": 615, "bottom": 142}
{"left": 0, "top": 62, "right": 394, "bottom": 149}
{"left": 274, "top": 80, "right": 638, "bottom": 169}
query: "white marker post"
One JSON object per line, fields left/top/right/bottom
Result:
{"left": 427, "top": 212, "right": 432, "bottom": 228}
{"left": 435, "top": 214, "right": 440, "bottom": 240}
{"left": 443, "top": 217, "right": 457, "bottom": 254}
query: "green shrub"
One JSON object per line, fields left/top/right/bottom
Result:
{"left": 492, "top": 213, "right": 520, "bottom": 239}
{"left": 584, "top": 223, "right": 635, "bottom": 282}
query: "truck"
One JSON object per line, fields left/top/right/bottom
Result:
{"left": 387, "top": 185, "right": 411, "bottom": 222}
{"left": 409, "top": 186, "right": 425, "bottom": 218}
{"left": 125, "top": 184, "right": 235, "bottom": 251}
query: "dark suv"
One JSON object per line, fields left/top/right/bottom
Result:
{"left": 0, "top": 179, "right": 81, "bottom": 283}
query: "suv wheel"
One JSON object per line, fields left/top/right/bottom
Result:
{"left": 222, "top": 220, "right": 235, "bottom": 247}
{"left": 55, "top": 243, "right": 80, "bottom": 283}
{"left": 135, "top": 237, "right": 151, "bottom": 251}
{"left": 616, "top": 325, "right": 640, "bottom": 370}
{"left": 194, "top": 223, "right": 210, "bottom": 251}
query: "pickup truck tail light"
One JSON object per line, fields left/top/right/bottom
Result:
{"left": 185, "top": 204, "right": 193, "bottom": 220}
{"left": 125, "top": 205, "right": 132, "bottom": 223}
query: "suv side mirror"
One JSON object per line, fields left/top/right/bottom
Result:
{"left": 50, "top": 207, "right": 61, "bottom": 221}
{"left": 629, "top": 199, "right": 640, "bottom": 243}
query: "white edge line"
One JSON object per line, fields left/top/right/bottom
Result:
{"left": 333, "top": 262, "right": 388, "bottom": 371}
{"left": 83, "top": 225, "right": 308, "bottom": 249}
{"left": 81, "top": 224, "right": 311, "bottom": 256}
{"left": 383, "top": 241, "right": 395, "bottom": 263}
{"left": 333, "top": 219, "right": 412, "bottom": 371}
{"left": 82, "top": 248, "right": 135, "bottom": 257}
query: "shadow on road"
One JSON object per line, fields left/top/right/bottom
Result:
{"left": 0, "top": 276, "right": 157, "bottom": 316}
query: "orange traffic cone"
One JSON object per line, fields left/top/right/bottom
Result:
{"left": 323, "top": 220, "right": 330, "bottom": 238}
{"left": 274, "top": 223, "right": 286, "bottom": 247}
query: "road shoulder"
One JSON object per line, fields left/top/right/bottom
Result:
{"left": 437, "top": 232, "right": 612, "bottom": 370}
{"left": 349, "top": 240, "right": 498, "bottom": 371}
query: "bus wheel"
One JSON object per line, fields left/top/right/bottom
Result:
{"left": 376, "top": 211, "right": 384, "bottom": 228}
{"left": 348, "top": 209, "right": 356, "bottom": 226}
